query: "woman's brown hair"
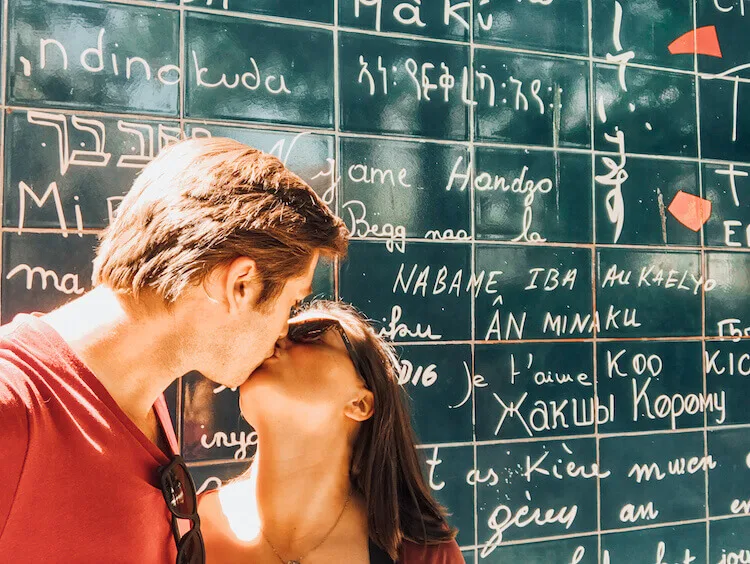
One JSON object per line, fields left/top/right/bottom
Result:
{"left": 92, "top": 137, "right": 348, "bottom": 306}
{"left": 294, "top": 300, "right": 458, "bottom": 560}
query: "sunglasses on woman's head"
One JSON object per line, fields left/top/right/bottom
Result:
{"left": 287, "top": 316, "right": 368, "bottom": 388}
{"left": 159, "top": 455, "right": 205, "bottom": 564}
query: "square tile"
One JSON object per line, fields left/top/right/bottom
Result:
{"left": 8, "top": 0, "right": 179, "bottom": 115}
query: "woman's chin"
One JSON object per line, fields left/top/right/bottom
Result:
{"left": 237, "top": 398, "right": 256, "bottom": 426}
{"left": 238, "top": 380, "right": 259, "bottom": 415}
{"left": 242, "top": 364, "right": 269, "bottom": 388}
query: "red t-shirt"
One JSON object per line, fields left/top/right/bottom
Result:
{"left": 0, "top": 315, "right": 177, "bottom": 563}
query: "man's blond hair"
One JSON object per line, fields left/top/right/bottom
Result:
{"left": 93, "top": 137, "right": 347, "bottom": 305}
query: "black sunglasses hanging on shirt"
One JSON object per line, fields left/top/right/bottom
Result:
{"left": 159, "top": 454, "right": 205, "bottom": 564}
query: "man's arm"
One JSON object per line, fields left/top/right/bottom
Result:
{"left": 0, "top": 379, "right": 29, "bottom": 541}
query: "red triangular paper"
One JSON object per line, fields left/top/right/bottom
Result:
{"left": 668, "top": 26, "right": 722, "bottom": 58}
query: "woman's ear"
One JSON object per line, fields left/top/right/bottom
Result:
{"left": 344, "top": 389, "right": 374, "bottom": 422}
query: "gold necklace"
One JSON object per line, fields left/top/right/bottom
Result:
{"left": 261, "top": 490, "right": 352, "bottom": 564}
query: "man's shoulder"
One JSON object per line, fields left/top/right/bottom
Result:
{"left": 0, "top": 360, "right": 35, "bottom": 413}
{"left": 0, "top": 315, "right": 57, "bottom": 402}
{"left": 0, "top": 347, "right": 33, "bottom": 429}
{"left": 0, "top": 315, "right": 43, "bottom": 358}
{"left": 0, "top": 313, "right": 35, "bottom": 338}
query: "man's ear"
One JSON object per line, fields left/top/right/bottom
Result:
{"left": 222, "top": 257, "right": 261, "bottom": 312}
{"left": 344, "top": 389, "right": 374, "bottom": 422}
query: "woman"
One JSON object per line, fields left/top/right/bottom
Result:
{"left": 198, "top": 300, "right": 464, "bottom": 563}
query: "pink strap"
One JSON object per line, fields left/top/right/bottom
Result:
{"left": 154, "top": 394, "right": 180, "bottom": 457}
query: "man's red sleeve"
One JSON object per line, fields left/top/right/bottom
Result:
{"left": 0, "top": 378, "right": 29, "bottom": 540}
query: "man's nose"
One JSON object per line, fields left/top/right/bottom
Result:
{"left": 277, "top": 321, "right": 289, "bottom": 340}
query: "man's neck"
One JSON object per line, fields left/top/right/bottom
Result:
{"left": 42, "top": 286, "right": 183, "bottom": 435}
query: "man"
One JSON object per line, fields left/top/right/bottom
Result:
{"left": 0, "top": 137, "right": 348, "bottom": 562}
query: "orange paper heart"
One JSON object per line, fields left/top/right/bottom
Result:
{"left": 667, "top": 191, "right": 712, "bottom": 232}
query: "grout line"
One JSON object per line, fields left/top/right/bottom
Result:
{"left": 8, "top": 225, "right": 750, "bottom": 256}
{"left": 468, "top": 6, "right": 480, "bottom": 558}
{"left": 1, "top": 228, "right": 103, "bottom": 236}
{"left": 8, "top": 225, "right": 750, "bottom": 255}
{"left": 442, "top": 514, "right": 745, "bottom": 551}
{"left": 585, "top": 0, "right": 602, "bottom": 560}
{"left": 384, "top": 335, "right": 749, "bottom": 345}
{"left": 178, "top": 3, "right": 186, "bottom": 131}
{"left": 692, "top": 0, "right": 711, "bottom": 555}
{"left": 0, "top": 0, "right": 9, "bottom": 312}
{"left": 1, "top": 0, "right": 8, "bottom": 107}
{"left": 333, "top": 0, "right": 341, "bottom": 300}
{"left": 410, "top": 425, "right": 737, "bottom": 450}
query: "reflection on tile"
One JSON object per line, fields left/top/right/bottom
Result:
{"left": 187, "top": 0, "right": 334, "bottom": 23}
{"left": 185, "top": 13, "right": 334, "bottom": 127}
{"left": 8, "top": 0, "right": 179, "bottom": 115}
{"left": 707, "top": 427, "right": 750, "bottom": 517}
{"left": 602, "top": 523, "right": 706, "bottom": 562}
{"left": 706, "top": 339, "right": 750, "bottom": 427}
{"left": 399, "top": 344, "right": 473, "bottom": 444}
{"left": 339, "top": 32, "right": 470, "bottom": 140}
{"left": 699, "top": 76, "right": 750, "bottom": 162}
{"left": 417, "top": 445, "right": 475, "bottom": 547}
{"left": 705, "top": 251, "right": 750, "bottom": 337}
{"left": 596, "top": 249, "right": 702, "bottom": 337}
{"left": 593, "top": 0, "right": 694, "bottom": 71}
{"left": 475, "top": 245, "right": 593, "bottom": 340}
{"left": 475, "top": 342, "right": 595, "bottom": 440}
{"left": 600, "top": 432, "right": 707, "bottom": 529}
{"left": 597, "top": 341, "right": 704, "bottom": 433}
{"left": 340, "top": 136, "right": 471, "bottom": 239}
{"left": 475, "top": 148, "right": 592, "bottom": 243}
{"left": 594, "top": 156, "right": 700, "bottom": 246}
{"left": 703, "top": 162, "right": 750, "bottom": 248}
{"left": 476, "top": 439, "right": 598, "bottom": 545}
{"left": 475, "top": 0, "right": 587, "bottom": 55}
{"left": 4, "top": 109, "right": 180, "bottom": 230}
{"left": 183, "top": 122, "right": 335, "bottom": 202}
{"left": 474, "top": 50, "right": 590, "bottom": 148}
{"left": 595, "top": 65, "right": 696, "bottom": 157}
{"left": 340, "top": 241, "right": 472, "bottom": 342}
{"left": 181, "top": 371, "right": 255, "bottom": 463}
{"left": 709, "top": 517, "right": 750, "bottom": 562}
{"left": 339, "top": 0, "right": 468, "bottom": 41}
{"left": 188, "top": 461, "right": 251, "bottom": 497}
{"left": 697, "top": 0, "right": 750, "bottom": 75}
{"left": 478, "top": 536, "right": 597, "bottom": 564}
{"left": 2, "top": 232, "right": 97, "bottom": 322}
